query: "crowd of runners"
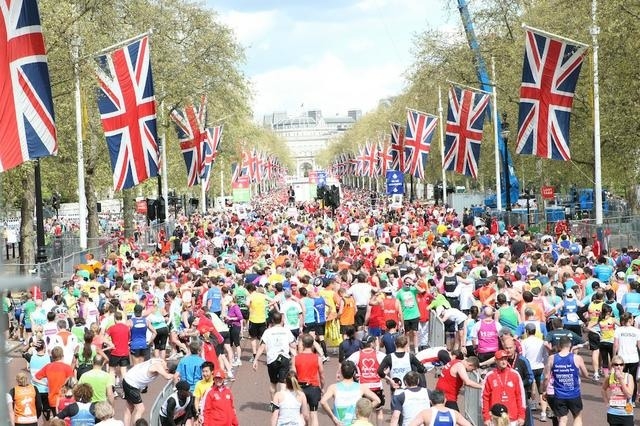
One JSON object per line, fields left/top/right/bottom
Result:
{"left": 4, "top": 185, "right": 640, "bottom": 426}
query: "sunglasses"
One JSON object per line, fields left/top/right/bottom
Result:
{"left": 612, "top": 363, "right": 625, "bottom": 367}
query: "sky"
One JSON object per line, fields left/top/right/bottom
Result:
{"left": 207, "top": 0, "right": 458, "bottom": 121}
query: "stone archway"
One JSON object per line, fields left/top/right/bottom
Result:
{"left": 296, "top": 160, "right": 315, "bottom": 177}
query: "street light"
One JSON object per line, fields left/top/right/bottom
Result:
{"left": 525, "top": 188, "right": 532, "bottom": 229}
{"left": 501, "top": 113, "right": 512, "bottom": 226}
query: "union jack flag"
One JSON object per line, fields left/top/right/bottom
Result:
{"left": 96, "top": 35, "right": 159, "bottom": 190}
{"left": 390, "top": 122, "right": 404, "bottom": 172}
{"left": 516, "top": 28, "right": 587, "bottom": 161}
{"left": 365, "top": 141, "right": 378, "bottom": 177}
{"left": 0, "top": 0, "right": 57, "bottom": 172}
{"left": 239, "top": 149, "right": 252, "bottom": 180}
{"left": 356, "top": 145, "right": 367, "bottom": 176}
{"left": 378, "top": 139, "right": 393, "bottom": 177}
{"left": 231, "top": 162, "right": 240, "bottom": 183}
{"left": 444, "top": 86, "right": 491, "bottom": 178}
{"left": 169, "top": 95, "right": 207, "bottom": 187}
{"left": 201, "top": 125, "right": 223, "bottom": 188}
{"left": 403, "top": 109, "right": 437, "bottom": 179}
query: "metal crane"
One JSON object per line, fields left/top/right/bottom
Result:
{"left": 457, "top": 0, "right": 520, "bottom": 209}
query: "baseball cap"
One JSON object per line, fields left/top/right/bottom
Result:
{"left": 494, "top": 350, "right": 509, "bottom": 360}
{"left": 213, "top": 369, "right": 226, "bottom": 379}
{"left": 382, "top": 286, "right": 394, "bottom": 294}
{"left": 565, "top": 289, "right": 575, "bottom": 298}
{"left": 616, "top": 271, "right": 626, "bottom": 280}
{"left": 175, "top": 380, "right": 190, "bottom": 392}
{"left": 525, "top": 323, "right": 537, "bottom": 333}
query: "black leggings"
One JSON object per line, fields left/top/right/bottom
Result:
{"left": 599, "top": 341, "right": 614, "bottom": 369}
{"left": 624, "top": 362, "right": 639, "bottom": 402}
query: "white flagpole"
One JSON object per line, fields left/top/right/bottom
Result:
{"left": 73, "top": 27, "right": 87, "bottom": 249}
{"left": 491, "top": 57, "right": 503, "bottom": 211}
{"left": 92, "top": 30, "right": 153, "bottom": 57}
{"left": 200, "top": 180, "right": 206, "bottom": 213}
{"left": 160, "top": 97, "right": 169, "bottom": 222}
{"left": 438, "top": 86, "right": 447, "bottom": 202}
{"left": 591, "top": 0, "right": 603, "bottom": 226}
{"left": 221, "top": 169, "right": 224, "bottom": 199}
{"left": 446, "top": 80, "right": 492, "bottom": 95}
{"left": 522, "top": 24, "right": 589, "bottom": 48}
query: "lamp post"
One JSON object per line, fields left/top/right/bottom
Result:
{"left": 525, "top": 188, "right": 532, "bottom": 229}
{"left": 501, "top": 113, "right": 512, "bottom": 226}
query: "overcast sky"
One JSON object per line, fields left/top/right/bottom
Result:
{"left": 208, "top": 0, "right": 457, "bottom": 121}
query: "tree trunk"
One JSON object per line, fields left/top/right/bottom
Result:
{"left": 122, "top": 189, "right": 134, "bottom": 238}
{"left": 85, "top": 134, "right": 99, "bottom": 245}
{"left": 19, "top": 165, "right": 36, "bottom": 273}
{"left": 86, "top": 178, "right": 99, "bottom": 245}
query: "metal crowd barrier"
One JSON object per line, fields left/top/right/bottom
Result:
{"left": 428, "top": 310, "right": 445, "bottom": 348}
{"left": 150, "top": 380, "right": 175, "bottom": 425}
{"left": 463, "top": 371, "right": 483, "bottom": 426}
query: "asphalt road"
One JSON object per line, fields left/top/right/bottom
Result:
{"left": 4, "top": 339, "right": 640, "bottom": 425}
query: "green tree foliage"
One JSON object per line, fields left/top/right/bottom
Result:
{"left": 320, "top": 0, "right": 640, "bottom": 203}
{"left": 4, "top": 0, "right": 261, "bottom": 261}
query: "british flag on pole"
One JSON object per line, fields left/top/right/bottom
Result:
{"left": 201, "top": 125, "right": 222, "bottom": 188}
{"left": 378, "top": 139, "right": 393, "bottom": 177}
{"left": 0, "top": 0, "right": 57, "bottom": 172}
{"left": 96, "top": 35, "right": 159, "bottom": 190}
{"left": 403, "top": 109, "right": 437, "bottom": 179}
{"left": 389, "top": 122, "right": 404, "bottom": 172}
{"left": 443, "top": 85, "right": 491, "bottom": 178}
{"left": 515, "top": 27, "right": 587, "bottom": 161}
{"left": 169, "top": 95, "right": 207, "bottom": 187}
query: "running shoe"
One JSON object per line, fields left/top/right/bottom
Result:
{"left": 593, "top": 372, "right": 601, "bottom": 381}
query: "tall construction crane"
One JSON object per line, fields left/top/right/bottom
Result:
{"left": 457, "top": 0, "right": 520, "bottom": 209}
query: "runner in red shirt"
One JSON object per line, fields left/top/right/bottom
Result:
{"left": 435, "top": 356, "right": 482, "bottom": 411}
{"left": 105, "top": 311, "right": 131, "bottom": 388}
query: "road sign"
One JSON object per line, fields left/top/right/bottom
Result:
{"left": 317, "top": 170, "right": 327, "bottom": 187}
{"left": 541, "top": 186, "right": 555, "bottom": 200}
{"left": 385, "top": 170, "right": 404, "bottom": 195}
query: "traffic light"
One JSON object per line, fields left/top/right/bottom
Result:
{"left": 51, "top": 193, "right": 61, "bottom": 210}
{"left": 157, "top": 197, "right": 166, "bottom": 222}
{"left": 146, "top": 199, "right": 157, "bottom": 221}
{"left": 325, "top": 185, "right": 340, "bottom": 208}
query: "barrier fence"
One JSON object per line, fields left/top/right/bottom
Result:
{"left": 150, "top": 381, "right": 175, "bottom": 425}
{"left": 428, "top": 311, "right": 445, "bottom": 348}
{"left": 0, "top": 236, "right": 117, "bottom": 290}
{"left": 463, "top": 371, "right": 483, "bottom": 425}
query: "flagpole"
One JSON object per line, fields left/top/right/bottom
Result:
{"left": 406, "top": 107, "right": 438, "bottom": 119}
{"left": 92, "top": 30, "right": 153, "bottom": 57}
{"left": 221, "top": 169, "right": 224, "bottom": 199}
{"left": 200, "top": 180, "right": 206, "bottom": 213}
{"left": 491, "top": 57, "right": 503, "bottom": 211}
{"left": 445, "top": 80, "right": 492, "bottom": 95}
{"left": 591, "top": 0, "right": 603, "bottom": 227}
{"left": 73, "top": 24, "right": 87, "bottom": 249}
{"left": 438, "top": 86, "right": 447, "bottom": 205}
{"left": 161, "top": 133, "right": 169, "bottom": 222}
{"left": 522, "top": 24, "right": 589, "bottom": 48}
{"left": 160, "top": 96, "right": 169, "bottom": 223}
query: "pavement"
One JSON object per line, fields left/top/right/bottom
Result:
{"left": 2, "top": 339, "right": 640, "bottom": 425}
